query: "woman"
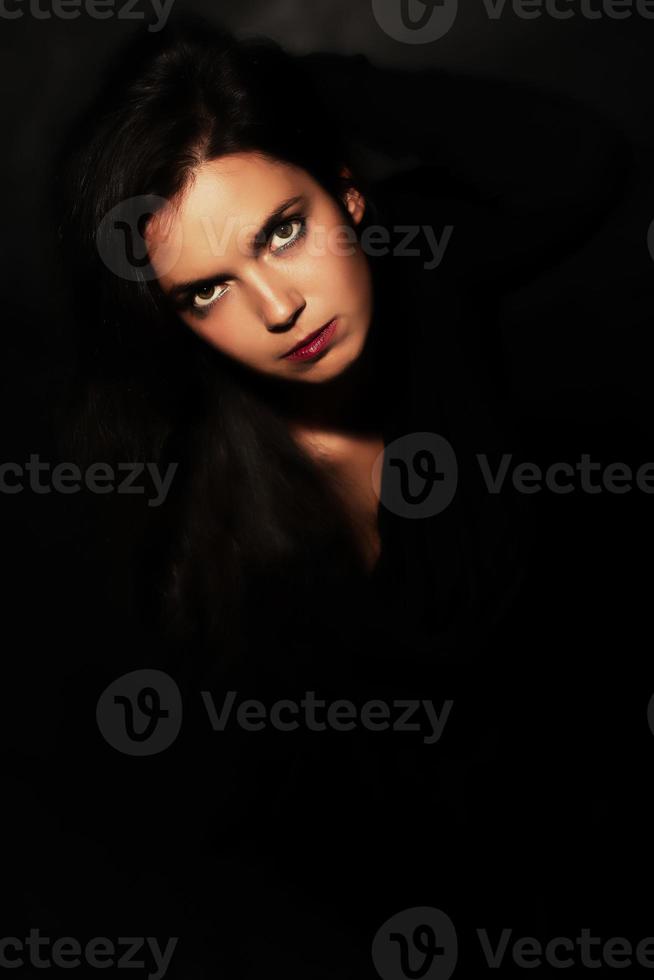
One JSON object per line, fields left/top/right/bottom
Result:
{"left": 50, "top": 15, "right": 625, "bottom": 977}
{"left": 55, "top": 16, "right": 524, "bottom": 675}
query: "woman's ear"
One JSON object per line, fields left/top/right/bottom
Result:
{"left": 340, "top": 166, "right": 366, "bottom": 226}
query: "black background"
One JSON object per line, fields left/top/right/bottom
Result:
{"left": 2, "top": 1, "right": 654, "bottom": 977}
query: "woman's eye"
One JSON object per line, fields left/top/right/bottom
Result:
{"left": 192, "top": 283, "right": 227, "bottom": 309}
{"left": 270, "top": 218, "right": 305, "bottom": 252}
{"left": 184, "top": 217, "right": 306, "bottom": 313}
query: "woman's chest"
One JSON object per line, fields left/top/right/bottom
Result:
{"left": 296, "top": 429, "right": 386, "bottom": 572}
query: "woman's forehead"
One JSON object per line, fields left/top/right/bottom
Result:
{"left": 145, "top": 154, "right": 313, "bottom": 286}
{"left": 147, "top": 153, "right": 308, "bottom": 242}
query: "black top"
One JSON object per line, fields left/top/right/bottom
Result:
{"left": 292, "top": 46, "right": 630, "bottom": 669}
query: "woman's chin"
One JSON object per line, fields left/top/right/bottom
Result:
{"left": 312, "top": 330, "right": 371, "bottom": 383}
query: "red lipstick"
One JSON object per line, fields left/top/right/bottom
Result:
{"left": 283, "top": 319, "right": 338, "bottom": 362}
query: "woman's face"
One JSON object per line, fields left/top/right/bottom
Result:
{"left": 147, "top": 152, "right": 374, "bottom": 384}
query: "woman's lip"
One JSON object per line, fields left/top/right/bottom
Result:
{"left": 283, "top": 319, "right": 338, "bottom": 360}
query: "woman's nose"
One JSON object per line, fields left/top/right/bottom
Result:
{"left": 246, "top": 268, "right": 306, "bottom": 331}
{"left": 266, "top": 302, "right": 306, "bottom": 333}
{"left": 263, "top": 294, "right": 307, "bottom": 333}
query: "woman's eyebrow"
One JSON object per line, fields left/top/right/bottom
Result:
{"left": 246, "top": 194, "right": 306, "bottom": 251}
{"left": 166, "top": 194, "right": 307, "bottom": 300}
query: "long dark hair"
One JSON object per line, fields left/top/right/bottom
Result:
{"left": 54, "top": 16, "right": 524, "bottom": 681}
